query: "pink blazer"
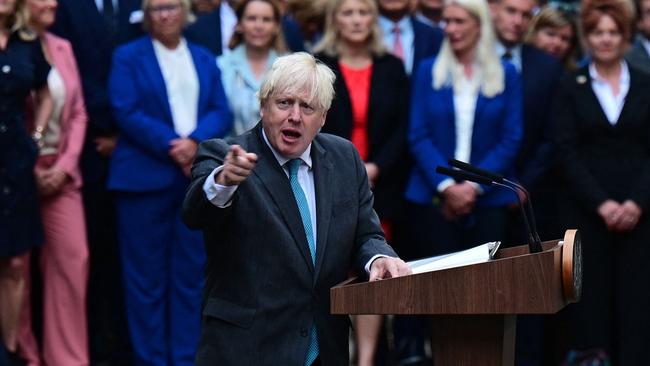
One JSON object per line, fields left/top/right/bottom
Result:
{"left": 42, "top": 32, "right": 88, "bottom": 188}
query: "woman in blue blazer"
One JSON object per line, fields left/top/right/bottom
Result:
{"left": 107, "top": 0, "right": 231, "bottom": 364}
{"left": 403, "top": 0, "right": 522, "bottom": 259}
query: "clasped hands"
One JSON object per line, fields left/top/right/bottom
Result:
{"left": 35, "top": 166, "right": 69, "bottom": 197}
{"left": 441, "top": 182, "right": 478, "bottom": 221}
{"left": 598, "top": 199, "right": 642, "bottom": 233}
{"left": 169, "top": 137, "right": 199, "bottom": 177}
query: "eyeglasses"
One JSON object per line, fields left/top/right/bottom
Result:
{"left": 147, "top": 3, "right": 182, "bottom": 15}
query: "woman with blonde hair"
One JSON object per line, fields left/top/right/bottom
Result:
{"left": 404, "top": 0, "right": 522, "bottom": 258}
{"left": 313, "top": 0, "right": 410, "bottom": 364}
{"left": 13, "top": 0, "right": 90, "bottom": 364}
{"left": 524, "top": 4, "right": 580, "bottom": 69}
{"left": 218, "top": 0, "right": 287, "bottom": 136}
{"left": 108, "top": 0, "right": 231, "bottom": 363}
{"left": 0, "top": 0, "right": 52, "bottom": 361}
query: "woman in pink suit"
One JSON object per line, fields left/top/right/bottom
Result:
{"left": 16, "top": 0, "right": 89, "bottom": 365}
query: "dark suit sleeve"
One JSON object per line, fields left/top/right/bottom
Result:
{"left": 474, "top": 64, "right": 523, "bottom": 179}
{"left": 553, "top": 77, "right": 610, "bottom": 212}
{"left": 369, "top": 57, "right": 410, "bottom": 176}
{"left": 182, "top": 139, "right": 231, "bottom": 229}
{"left": 347, "top": 143, "right": 398, "bottom": 273}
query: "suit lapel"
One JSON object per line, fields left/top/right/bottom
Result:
{"left": 248, "top": 127, "right": 316, "bottom": 274}
{"left": 311, "top": 139, "right": 333, "bottom": 282}
{"left": 575, "top": 68, "right": 616, "bottom": 128}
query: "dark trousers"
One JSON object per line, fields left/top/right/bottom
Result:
{"left": 83, "top": 180, "right": 133, "bottom": 365}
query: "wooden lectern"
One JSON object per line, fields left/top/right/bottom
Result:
{"left": 330, "top": 230, "right": 582, "bottom": 366}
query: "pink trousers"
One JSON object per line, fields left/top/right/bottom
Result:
{"left": 17, "top": 175, "right": 89, "bottom": 366}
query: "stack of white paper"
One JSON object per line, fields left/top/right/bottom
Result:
{"left": 408, "top": 242, "right": 500, "bottom": 274}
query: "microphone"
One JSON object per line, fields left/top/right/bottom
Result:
{"left": 448, "top": 159, "right": 542, "bottom": 247}
{"left": 436, "top": 165, "right": 543, "bottom": 254}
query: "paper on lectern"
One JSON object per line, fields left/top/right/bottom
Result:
{"left": 407, "top": 241, "right": 500, "bottom": 274}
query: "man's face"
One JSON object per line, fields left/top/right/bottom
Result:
{"left": 377, "top": 0, "right": 410, "bottom": 16}
{"left": 492, "top": 0, "right": 536, "bottom": 46}
{"left": 261, "top": 92, "right": 326, "bottom": 159}
{"left": 638, "top": 0, "right": 650, "bottom": 39}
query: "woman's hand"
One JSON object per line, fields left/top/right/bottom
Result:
{"left": 35, "top": 167, "right": 69, "bottom": 197}
{"left": 611, "top": 200, "right": 642, "bottom": 232}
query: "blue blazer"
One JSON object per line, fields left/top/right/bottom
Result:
{"left": 108, "top": 36, "right": 232, "bottom": 192}
{"left": 405, "top": 57, "right": 523, "bottom": 206}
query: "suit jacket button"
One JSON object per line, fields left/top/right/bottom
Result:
{"left": 300, "top": 328, "right": 308, "bottom": 337}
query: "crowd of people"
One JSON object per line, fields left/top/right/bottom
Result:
{"left": 1, "top": 0, "right": 649, "bottom": 364}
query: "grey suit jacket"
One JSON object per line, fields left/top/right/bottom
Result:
{"left": 626, "top": 37, "right": 650, "bottom": 75}
{"left": 183, "top": 123, "right": 397, "bottom": 366}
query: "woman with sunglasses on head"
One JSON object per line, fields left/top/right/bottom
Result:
{"left": 525, "top": 4, "right": 580, "bottom": 70}
{"left": 313, "top": 0, "right": 410, "bottom": 364}
{"left": 108, "top": 0, "right": 231, "bottom": 363}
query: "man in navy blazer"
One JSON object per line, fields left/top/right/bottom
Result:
{"left": 491, "top": 0, "right": 563, "bottom": 229}
{"left": 50, "top": 0, "right": 143, "bottom": 363}
{"left": 377, "top": 0, "right": 443, "bottom": 76}
{"left": 492, "top": 0, "right": 564, "bottom": 365}
{"left": 183, "top": 52, "right": 409, "bottom": 366}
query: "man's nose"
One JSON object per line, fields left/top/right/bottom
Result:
{"left": 288, "top": 103, "right": 301, "bottom": 121}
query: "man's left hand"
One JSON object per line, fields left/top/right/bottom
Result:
{"left": 369, "top": 257, "right": 411, "bottom": 281}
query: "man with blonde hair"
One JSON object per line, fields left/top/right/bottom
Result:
{"left": 183, "top": 52, "right": 410, "bottom": 366}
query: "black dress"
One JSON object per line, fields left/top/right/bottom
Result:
{"left": 0, "top": 31, "right": 50, "bottom": 257}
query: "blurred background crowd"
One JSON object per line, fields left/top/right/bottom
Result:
{"left": 1, "top": 0, "right": 650, "bottom": 364}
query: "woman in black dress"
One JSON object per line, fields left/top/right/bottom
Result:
{"left": 0, "top": 0, "right": 52, "bottom": 356}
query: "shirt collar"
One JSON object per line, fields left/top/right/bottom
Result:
{"left": 261, "top": 127, "right": 313, "bottom": 170}
{"left": 152, "top": 37, "right": 188, "bottom": 55}
{"left": 378, "top": 15, "right": 411, "bottom": 35}
{"left": 589, "top": 60, "right": 630, "bottom": 85}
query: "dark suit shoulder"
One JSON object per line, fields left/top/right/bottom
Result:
{"left": 411, "top": 17, "right": 443, "bottom": 42}
{"left": 314, "top": 132, "right": 356, "bottom": 153}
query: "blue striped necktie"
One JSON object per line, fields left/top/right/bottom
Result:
{"left": 286, "top": 159, "right": 319, "bottom": 366}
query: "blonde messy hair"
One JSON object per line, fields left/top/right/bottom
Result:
{"left": 258, "top": 52, "right": 336, "bottom": 112}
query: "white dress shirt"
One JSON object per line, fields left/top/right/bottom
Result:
{"left": 496, "top": 42, "right": 522, "bottom": 73}
{"left": 202, "top": 130, "right": 387, "bottom": 272}
{"left": 437, "top": 70, "right": 479, "bottom": 193}
{"left": 152, "top": 38, "right": 199, "bottom": 137}
{"left": 379, "top": 15, "right": 415, "bottom": 75}
{"left": 589, "top": 61, "right": 630, "bottom": 125}
{"left": 95, "top": 0, "right": 118, "bottom": 13}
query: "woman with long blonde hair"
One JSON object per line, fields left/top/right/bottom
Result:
{"left": 404, "top": 0, "right": 522, "bottom": 259}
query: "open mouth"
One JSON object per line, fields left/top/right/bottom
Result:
{"left": 282, "top": 129, "right": 302, "bottom": 141}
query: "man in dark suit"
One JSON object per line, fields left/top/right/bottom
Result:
{"left": 51, "top": 1, "right": 143, "bottom": 364}
{"left": 183, "top": 52, "right": 410, "bottom": 366}
{"left": 626, "top": 0, "right": 650, "bottom": 74}
{"left": 491, "top": 0, "right": 563, "bottom": 365}
{"left": 377, "top": 0, "right": 443, "bottom": 76}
